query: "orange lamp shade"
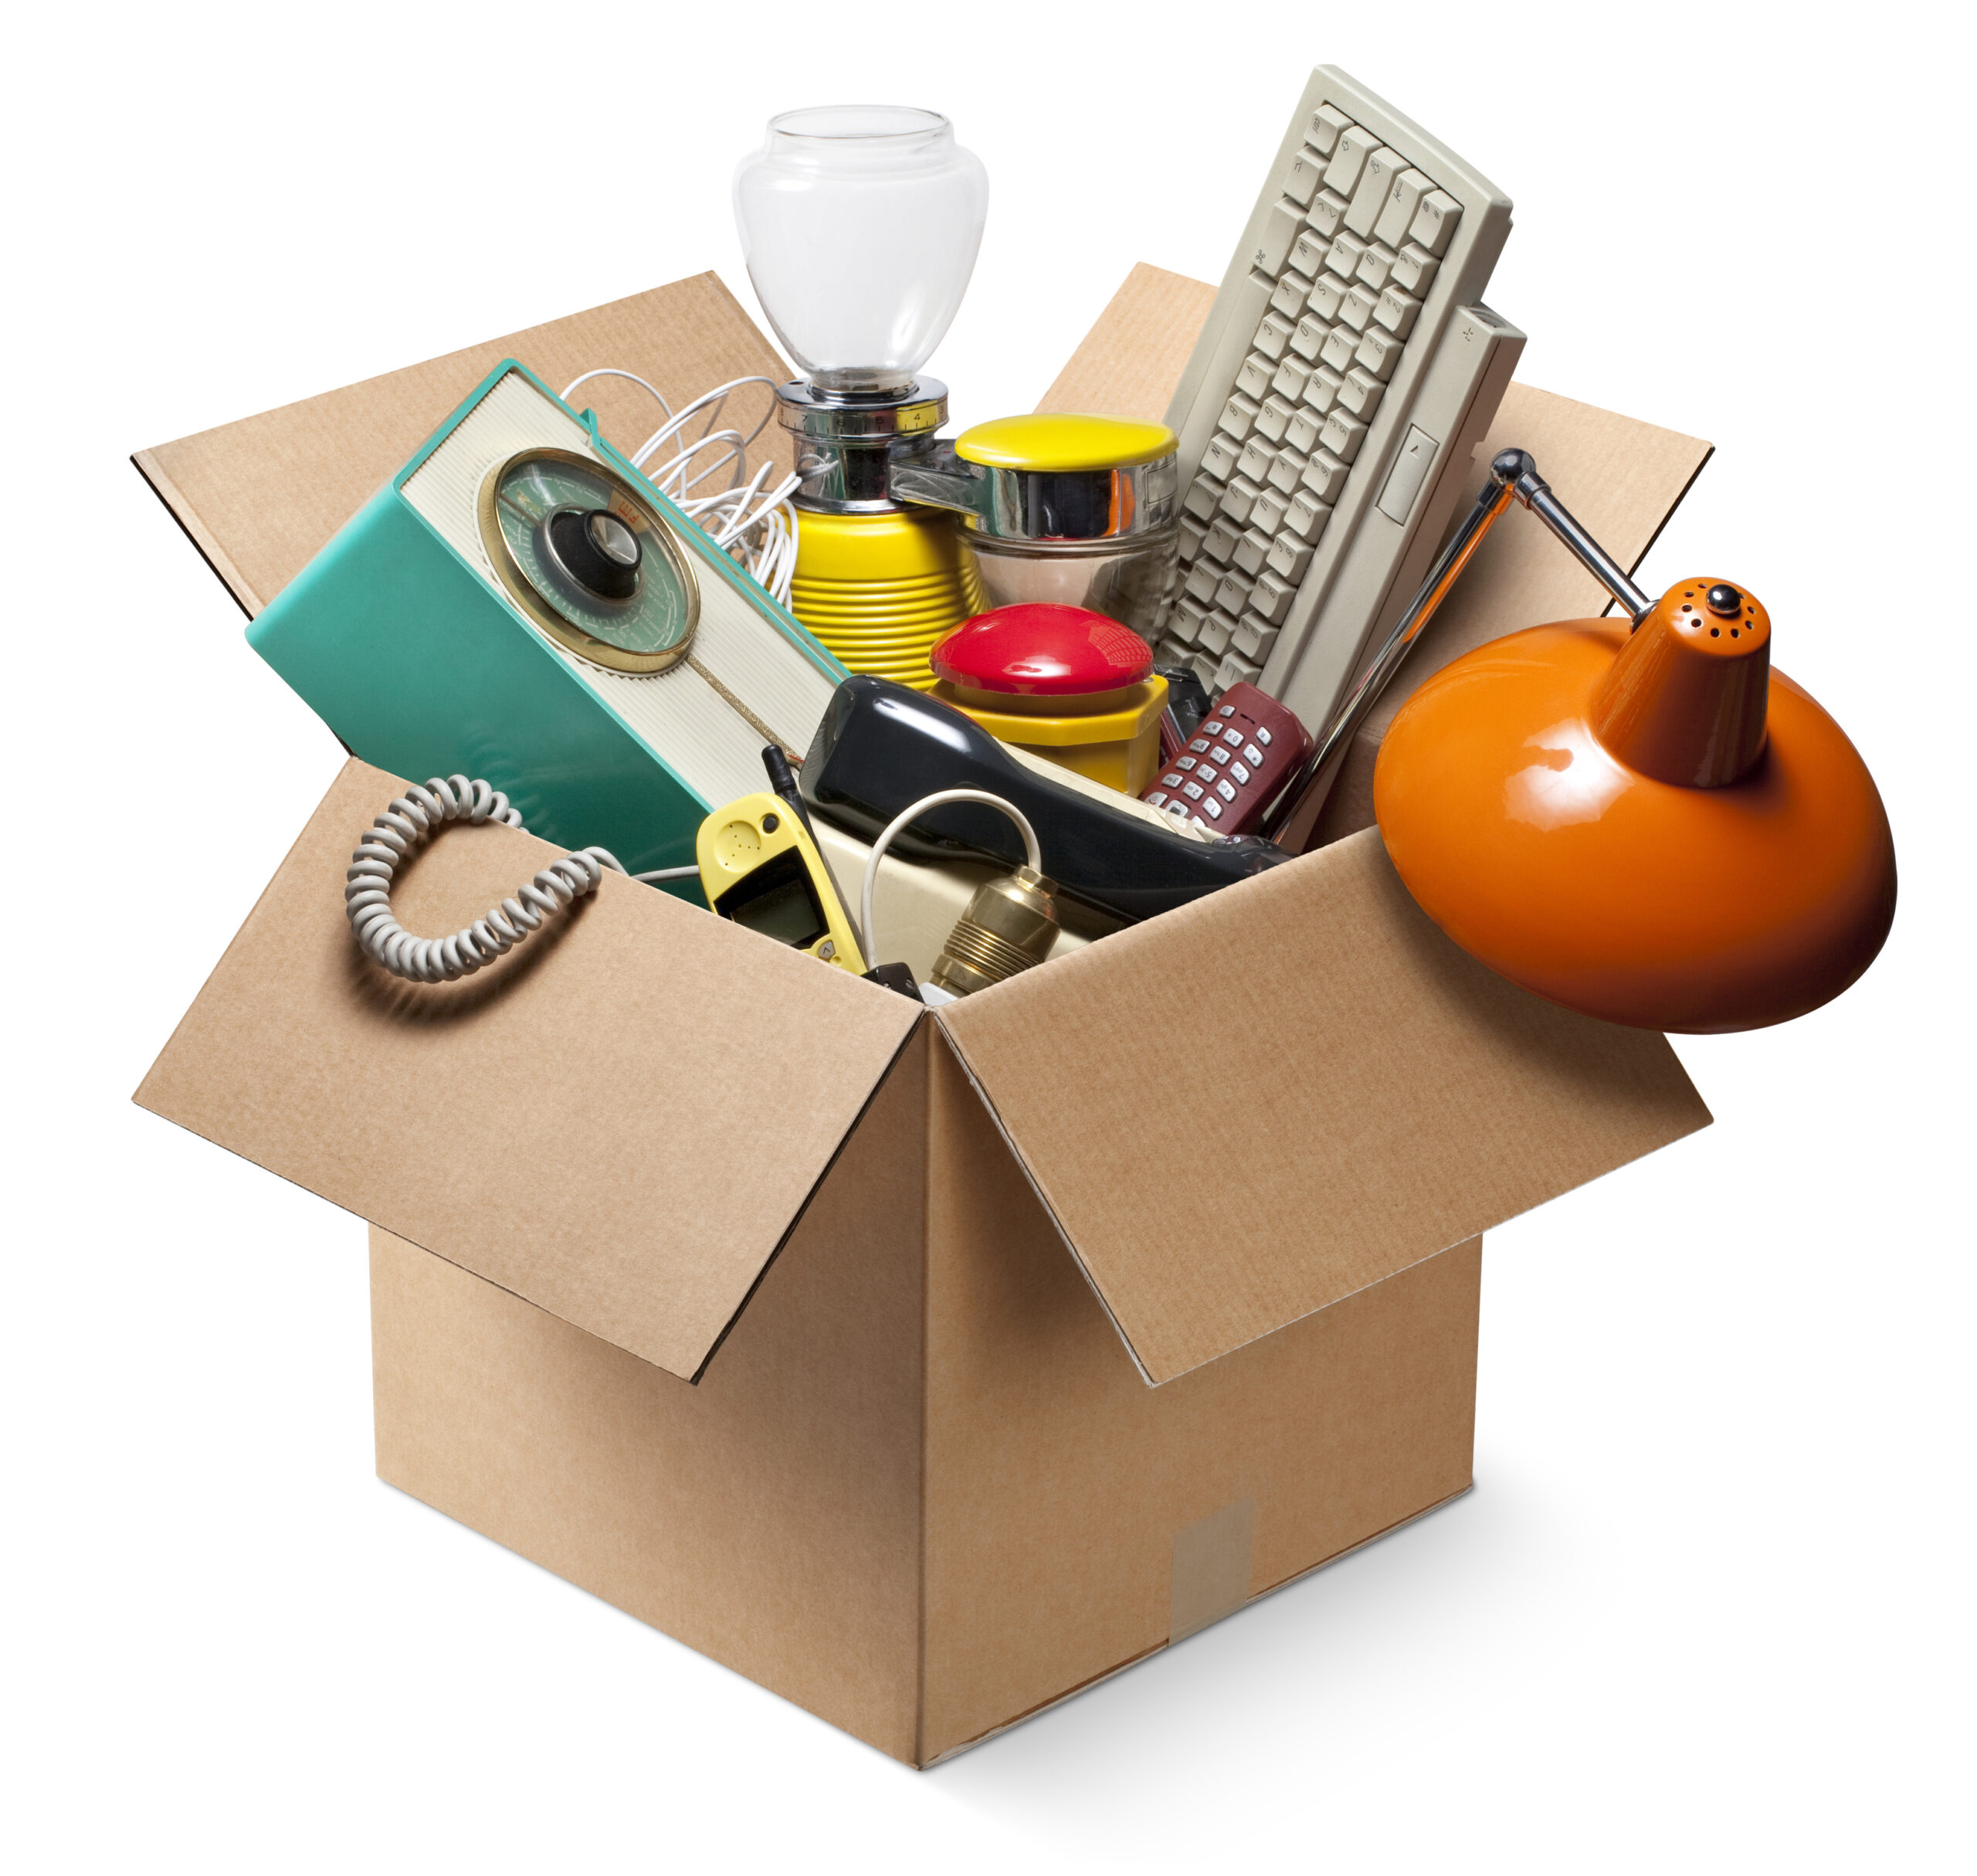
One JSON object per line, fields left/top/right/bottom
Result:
{"left": 1373, "top": 579, "right": 1897, "bottom": 1033}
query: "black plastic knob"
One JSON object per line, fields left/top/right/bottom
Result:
{"left": 545, "top": 507, "right": 641, "bottom": 601}
{"left": 1705, "top": 582, "right": 1742, "bottom": 618}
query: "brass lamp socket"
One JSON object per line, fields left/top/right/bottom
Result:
{"left": 928, "top": 867, "right": 1060, "bottom": 998}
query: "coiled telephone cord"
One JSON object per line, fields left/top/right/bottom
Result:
{"left": 346, "top": 775, "right": 693, "bottom": 984}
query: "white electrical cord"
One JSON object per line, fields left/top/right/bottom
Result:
{"left": 346, "top": 776, "right": 695, "bottom": 985}
{"left": 859, "top": 789, "right": 1042, "bottom": 970}
{"left": 560, "top": 370, "right": 804, "bottom": 607}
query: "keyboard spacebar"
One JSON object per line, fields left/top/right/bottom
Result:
{"left": 1173, "top": 272, "right": 1273, "bottom": 480}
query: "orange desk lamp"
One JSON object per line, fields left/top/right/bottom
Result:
{"left": 1262, "top": 450, "right": 1896, "bottom": 1033}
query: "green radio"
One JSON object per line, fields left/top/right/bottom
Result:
{"left": 246, "top": 360, "right": 846, "bottom": 887}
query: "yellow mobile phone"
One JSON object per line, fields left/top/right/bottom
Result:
{"left": 696, "top": 791, "right": 867, "bottom": 974}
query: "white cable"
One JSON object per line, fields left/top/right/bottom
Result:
{"left": 859, "top": 790, "right": 1043, "bottom": 969}
{"left": 561, "top": 368, "right": 803, "bottom": 606}
{"left": 345, "top": 775, "right": 691, "bottom": 984}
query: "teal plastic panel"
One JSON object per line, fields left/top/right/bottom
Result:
{"left": 247, "top": 490, "right": 710, "bottom": 886}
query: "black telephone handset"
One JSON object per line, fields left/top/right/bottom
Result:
{"left": 799, "top": 677, "right": 1292, "bottom": 924}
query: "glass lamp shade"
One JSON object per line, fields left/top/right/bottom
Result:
{"left": 734, "top": 106, "right": 988, "bottom": 397}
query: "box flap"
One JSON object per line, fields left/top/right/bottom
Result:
{"left": 134, "top": 273, "right": 792, "bottom": 618}
{"left": 937, "top": 829, "right": 1710, "bottom": 1384}
{"left": 1041, "top": 266, "right": 1713, "bottom": 844}
{"left": 135, "top": 760, "right": 921, "bottom": 1382}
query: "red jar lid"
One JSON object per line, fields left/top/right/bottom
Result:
{"left": 931, "top": 603, "right": 1154, "bottom": 696}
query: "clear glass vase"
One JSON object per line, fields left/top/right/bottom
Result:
{"left": 732, "top": 106, "right": 989, "bottom": 399}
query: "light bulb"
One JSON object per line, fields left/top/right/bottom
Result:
{"left": 734, "top": 106, "right": 988, "bottom": 398}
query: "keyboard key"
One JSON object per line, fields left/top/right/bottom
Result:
{"left": 1178, "top": 517, "right": 1207, "bottom": 563}
{"left": 1322, "top": 410, "right": 1370, "bottom": 462}
{"left": 1251, "top": 487, "right": 1289, "bottom": 535}
{"left": 1215, "top": 779, "right": 1239, "bottom": 803}
{"left": 1340, "top": 283, "right": 1379, "bottom": 332}
{"left": 1244, "top": 743, "right": 1264, "bottom": 766}
{"left": 1376, "top": 423, "right": 1440, "bottom": 523}
{"left": 1284, "top": 144, "right": 1326, "bottom": 206}
{"left": 1219, "top": 476, "right": 1264, "bottom": 524}
{"left": 1289, "top": 314, "right": 1328, "bottom": 361}
{"left": 1336, "top": 367, "right": 1385, "bottom": 419}
{"left": 1228, "top": 759, "right": 1252, "bottom": 784}
{"left": 1270, "top": 270, "right": 1314, "bottom": 320}
{"left": 1324, "top": 122, "right": 1380, "bottom": 195}
{"left": 1305, "top": 190, "right": 1351, "bottom": 243}
{"left": 1373, "top": 168, "right": 1436, "bottom": 249}
{"left": 1160, "top": 773, "right": 1183, "bottom": 791}
{"left": 1233, "top": 527, "right": 1271, "bottom": 575}
{"left": 1307, "top": 103, "right": 1352, "bottom": 154}
{"left": 1254, "top": 393, "right": 1294, "bottom": 442}
{"left": 1301, "top": 450, "right": 1350, "bottom": 502}
{"left": 1252, "top": 199, "right": 1304, "bottom": 276}
{"left": 1198, "top": 614, "right": 1233, "bottom": 656}
{"left": 1390, "top": 243, "right": 1439, "bottom": 297}
{"left": 1354, "top": 244, "right": 1395, "bottom": 293}
{"left": 1202, "top": 433, "right": 1243, "bottom": 480}
{"left": 1409, "top": 188, "right": 1461, "bottom": 256}
{"left": 1183, "top": 474, "right": 1224, "bottom": 522}
{"left": 1268, "top": 533, "right": 1314, "bottom": 582}
{"left": 1236, "top": 351, "right": 1275, "bottom": 400}
{"left": 1172, "top": 599, "right": 1208, "bottom": 646}
{"left": 1283, "top": 490, "right": 1331, "bottom": 543}
{"left": 1217, "top": 390, "right": 1260, "bottom": 441}
{"left": 1181, "top": 779, "right": 1206, "bottom": 801}
{"left": 1375, "top": 285, "right": 1422, "bottom": 338}
{"left": 1202, "top": 516, "right": 1242, "bottom": 562}
{"left": 1217, "top": 651, "right": 1265, "bottom": 690}
{"left": 1345, "top": 146, "right": 1404, "bottom": 236}
{"left": 1301, "top": 365, "right": 1343, "bottom": 414}
{"left": 1320, "top": 325, "right": 1360, "bottom": 372}
{"left": 1324, "top": 232, "right": 1367, "bottom": 280}
{"left": 1271, "top": 355, "right": 1313, "bottom": 400}
{"left": 1290, "top": 229, "right": 1330, "bottom": 279}
{"left": 1174, "top": 755, "right": 1197, "bottom": 771}
{"left": 1232, "top": 619, "right": 1280, "bottom": 663}
{"left": 1255, "top": 312, "right": 1295, "bottom": 360}
{"left": 1307, "top": 274, "right": 1347, "bottom": 322}
{"left": 1355, "top": 325, "right": 1406, "bottom": 380}
{"left": 1252, "top": 570, "right": 1297, "bottom": 624}
{"left": 1285, "top": 405, "right": 1324, "bottom": 455}
{"left": 1266, "top": 449, "right": 1307, "bottom": 495}
{"left": 1236, "top": 435, "right": 1277, "bottom": 483}
{"left": 1184, "top": 561, "right": 1221, "bottom": 605}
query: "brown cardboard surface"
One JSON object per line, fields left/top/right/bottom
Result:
{"left": 938, "top": 829, "right": 1709, "bottom": 1384}
{"left": 1039, "top": 266, "right": 1712, "bottom": 846}
{"left": 134, "top": 274, "right": 792, "bottom": 617}
{"left": 920, "top": 1031, "right": 1481, "bottom": 1759}
{"left": 136, "top": 759, "right": 919, "bottom": 1381}
{"left": 1035, "top": 263, "right": 1219, "bottom": 422}
{"left": 370, "top": 1026, "right": 928, "bottom": 1762}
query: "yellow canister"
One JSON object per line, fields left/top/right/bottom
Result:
{"left": 788, "top": 508, "right": 984, "bottom": 692}
{"left": 927, "top": 678, "right": 1168, "bottom": 795}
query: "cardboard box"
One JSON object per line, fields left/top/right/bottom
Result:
{"left": 134, "top": 268, "right": 1714, "bottom": 1766}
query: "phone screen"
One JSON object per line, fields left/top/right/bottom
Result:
{"left": 714, "top": 848, "right": 829, "bottom": 951}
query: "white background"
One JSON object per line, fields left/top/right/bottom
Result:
{"left": 5, "top": 2, "right": 1970, "bottom": 1868}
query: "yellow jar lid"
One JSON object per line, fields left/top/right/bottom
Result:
{"left": 955, "top": 413, "right": 1178, "bottom": 473}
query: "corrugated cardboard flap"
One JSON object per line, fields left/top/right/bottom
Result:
{"left": 937, "top": 829, "right": 1711, "bottom": 1384}
{"left": 135, "top": 760, "right": 921, "bottom": 1382}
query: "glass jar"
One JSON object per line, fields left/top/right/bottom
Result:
{"left": 732, "top": 107, "right": 989, "bottom": 398}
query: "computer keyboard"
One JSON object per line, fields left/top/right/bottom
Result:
{"left": 1159, "top": 67, "right": 1526, "bottom": 737}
